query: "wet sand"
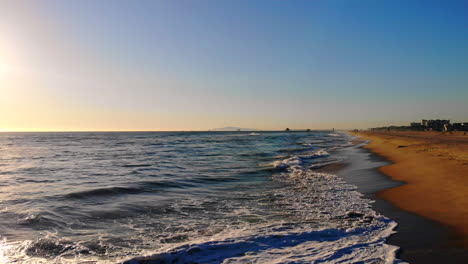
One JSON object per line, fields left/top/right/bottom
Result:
{"left": 333, "top": 139, "right": 468, "bottom": 263}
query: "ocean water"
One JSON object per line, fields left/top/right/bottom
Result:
{"left": 0, "top": 131, "right": 402, "bottom": 263}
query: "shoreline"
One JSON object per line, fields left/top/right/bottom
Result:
{"left": 341, "top": 131, "right": 468, "bottom": 262}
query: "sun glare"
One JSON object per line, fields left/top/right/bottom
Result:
{"left": 0, "top": 40, "right": 17, "bottom": 79}
{"left": 0, "top": 51, "right": 12, "bottom": 78}
{"left": 0, "top": 63, "right": 7, "bottom": 78}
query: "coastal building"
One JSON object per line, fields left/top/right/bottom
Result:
{"left": 452, "top": 122, "right": 468, "bottom": 131}
{"left": 410, "top": 122, "right": 423, "bottom": 130}
{"left": 369, "top": 119, "right": 461, "bottom": 132}
{"left": 420, "top": 119, "right": 450, "bottom": 131}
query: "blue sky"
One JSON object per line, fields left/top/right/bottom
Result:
{"left": 0, "top": 0, "right": 467, "bottom": 130}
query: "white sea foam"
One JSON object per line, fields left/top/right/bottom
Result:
{"left": 271, "top": 149, "right": 329, "bottom": 169}
{"left": 123, "top": 158, "right": 405, "bottom": 264}
{"left": 124, "top": 220, "right": 402, "bottom": 264}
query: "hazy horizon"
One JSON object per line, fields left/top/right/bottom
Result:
{"left": 1, "top": 0, "right": 467, "bottom": 131}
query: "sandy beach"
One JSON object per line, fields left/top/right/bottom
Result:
{"left": 351, "top": 131, "right": 468, "bottom": 247}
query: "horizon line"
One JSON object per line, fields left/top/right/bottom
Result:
{"left": 0, "top": 129, "right": 343, "bottom": 133}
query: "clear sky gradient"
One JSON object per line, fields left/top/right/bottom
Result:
{"left": 1, "top": 0, "right": 467, "bottom": 131}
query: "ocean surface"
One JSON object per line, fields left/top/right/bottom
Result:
{"left": 0, "top": 131, "right": 402, "bottom": 263}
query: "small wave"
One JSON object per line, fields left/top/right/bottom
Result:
{"left": 62, "top": 186, "right": 145, "bottom": 199}
{"left": 2, "top": 237, "right": 112, "bottom": 262}
{"left": 122, "top": 164, "right": 153, "bottom": 168}
{"left": 16, "top": 212, "right": 69, "bottom": 230}
{"left": 239, "top": 151, "right": 271, "bottom": 157}
{"left": 16, "top": 178, "right": 58, "bottom": 184}
{"left": 310, "top": 160, "right": 341, "bottom": 170}
{"left": 189, "top": 176, "right": 240, "bottom": 184}
{"left": 60, "top": 177, "right": 242, "bottom": 200}
{"left": 25, "top": 239, "right": 72, "bottom": 258}
{"left": 271, "top": 156, "right": 302, "bottom": 169}
{"left": 271, "top": 149, "right": 329, "bottom": 170}
{"left": 114, "top": 141, "right": 136, "bottom": 146}
{"left": 139, "top": 180, "right": 194, "bottom": 189}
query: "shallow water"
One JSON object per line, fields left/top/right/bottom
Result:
{"left": 0, "top": 131, "right": 403, "bottom": 263}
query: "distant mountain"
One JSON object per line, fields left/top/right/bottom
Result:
{"left": 210, "top": 127, "right": 259, "bottom": 131}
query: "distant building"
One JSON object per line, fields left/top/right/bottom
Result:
{"left": 429, "top": 119, "right": 450, "bottom": 131}
{"left": 452, "top": 122, "right": 468, "bottom": 131}
{"left": 369, "top": 119, "right": 463, "bottom": 132}
{"left": 410, "top": 122, "right": 423, "bottom": 130}
{"left": 419, "top": 119, "right": 450, "bottom": 131}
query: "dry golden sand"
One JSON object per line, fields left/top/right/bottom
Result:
{"left": 351, "top": 131, "right": 468, "bottom": 247}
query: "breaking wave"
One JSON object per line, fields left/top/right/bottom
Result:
{"left": 124, "top": 160, "right": 403, "bottom": 264}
